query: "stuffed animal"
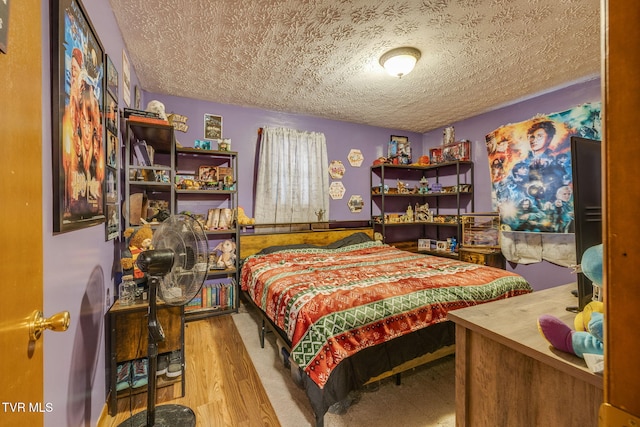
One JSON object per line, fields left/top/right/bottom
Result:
{"left": 121, "top": 225, "right": 154, "bottom": 280}
{"left": 214, "top": 240, "right": 236, "bottom": 269}
{"left": 146, "top": 100, "right": 168, "bottom": 121}
{"left": 236, "top": 207, "right": 255, "bottom": 225}
{"left": 537, "top": 244, "right": 604, "bottom": 358}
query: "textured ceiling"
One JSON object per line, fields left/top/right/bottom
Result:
{"left": 108, "top": 0, "right": 600, "bottom": 133}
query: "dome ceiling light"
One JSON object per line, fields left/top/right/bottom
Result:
{"left": 379, "top": 47, "right": 421, "bottom": 78}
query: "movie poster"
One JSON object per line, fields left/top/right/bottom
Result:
{"left": 486, "top": 103, "right": 601, "bottom": 233}
{"left": 60, "top": 0, "right": 105, "bottom": 225}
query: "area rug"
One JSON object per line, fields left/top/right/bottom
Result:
{"left": 231, "top": 300, "right": 456, "bottom": 427}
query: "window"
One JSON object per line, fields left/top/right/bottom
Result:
{"left": 254, "top": 127, "right": 329, "bottom": 224}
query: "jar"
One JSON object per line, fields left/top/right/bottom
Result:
{"left": 119, "top": 275, "right": 136, "bottom": 306}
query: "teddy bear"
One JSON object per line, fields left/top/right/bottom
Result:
{"left": 537, "top": 244, "right": 604, "bottom": 359}
{"left": 121, "top": 224, "right": 154, "bottom": 280}
{"left": 213, "top": 240, "right": 236, "bottom": 269}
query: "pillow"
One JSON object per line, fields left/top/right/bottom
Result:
{"left": 257, "top": 243, "right": 318, "bottom": 255}
{"left": 323, "top": 232, "right": 373, "bottom": 249}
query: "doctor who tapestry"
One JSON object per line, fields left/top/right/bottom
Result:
{"left": 486, "top": 103, "right": 601, "bottom": 233}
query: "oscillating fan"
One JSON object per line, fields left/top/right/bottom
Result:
{"left": 119, "top": 214, "right": 209, "bottom": 427}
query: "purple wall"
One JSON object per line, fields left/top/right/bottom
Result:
{"left": 42, "top": 1, "right": 141, "bottom": 425}
{"left": 144, "top": 92, "right": 422, "bottom": 221}
{"left": 421, "top": 77, "right": 602, "bottom": 290}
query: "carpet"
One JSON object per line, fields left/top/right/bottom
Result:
{"left": 232, "top": 300, "right": 456, "bottom": 427}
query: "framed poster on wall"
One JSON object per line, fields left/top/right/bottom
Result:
{"left": 50, "top": 0, "right": 106, "bottom": 233}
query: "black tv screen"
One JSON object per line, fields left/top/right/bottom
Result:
{"left": 571, "top": 136, "right": 602, "bottom": 310}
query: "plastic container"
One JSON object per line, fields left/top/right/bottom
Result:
{"left": 119, "top": 275, "right": 136, "bottom": 306}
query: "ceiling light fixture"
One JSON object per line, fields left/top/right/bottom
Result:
{"left": 379, "top": 47, "right": 421, "bottom": 78}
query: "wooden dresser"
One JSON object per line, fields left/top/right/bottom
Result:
{"left": 448, "top": 283, "right": 603, "bottom": 427}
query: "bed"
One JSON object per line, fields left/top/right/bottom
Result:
{"left": 239, "top": 228, "right": 532, "bottom": 426}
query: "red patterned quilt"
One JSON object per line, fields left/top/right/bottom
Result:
{"left": 241, "top": 240, "right": 531, "bottom": 388}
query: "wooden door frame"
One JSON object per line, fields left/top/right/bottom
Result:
{"left": 601, "top": 0, "right": 640, "bottom": 423}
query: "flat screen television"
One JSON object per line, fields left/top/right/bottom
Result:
{"left": 570, "top": 136, "right": 602, "bottom": 311}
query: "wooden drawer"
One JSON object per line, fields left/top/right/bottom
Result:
{"left": 459, "top": 249, "right": 505, "bottom": 269}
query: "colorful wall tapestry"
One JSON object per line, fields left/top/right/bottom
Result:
{"left": 485, "top": 103, "right": 601, "bottom": 233}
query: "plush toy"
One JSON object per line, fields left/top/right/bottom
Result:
{"left": 214, "top": 240, "right": 237, "bottom": 269}
{"left": 236, "top": 207, "right": 255, "bottom": 225}
{"left": 537, "top": 244, "right": 604, "bottom": 358}
{"left": 146, "top": 100, "right": 168, "bottom": 121}
{"left": 121, "top": 225, "right": 154, "bottom": 280}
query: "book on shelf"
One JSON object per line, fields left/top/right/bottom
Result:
{"left": 133, "top": 140, "right": 152, "bottom": 166}
{"left": 124, "top": 108, "right": 169, "bottom": 125}
{"left": 124, "top": 108, "right": 159, "bottom": 119}
{"left": 128, "top": 115, "right": 169, "bottom": 125}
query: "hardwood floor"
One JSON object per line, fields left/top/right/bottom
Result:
{"left": 99, "top": 314, "right": 280, "bottom": 427}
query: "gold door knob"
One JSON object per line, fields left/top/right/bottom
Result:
{"left": 29, "top": 310, "right": 70, "bottom": 341}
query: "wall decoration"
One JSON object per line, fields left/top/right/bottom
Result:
{"left": 347, "top": 149, "right": 364, "bottom": 167}
{"left": 168, "top": 113, "right": 189, "bottom": 133}
{"left": 348, "top": 195, "right": 364, "bottom": 213}
{"left": 106, "top": 54, "right": 118, "bottom": 99}
{"left": 106, "top": 129, "right": 118, "bottom": 169}
{"left": 105, "top": 167, "right": 118, "bottom": 204}
{"left": 485, "top": 102, "right": 602, "bottom": 233}
{"left": 122, "top": 49, "right": 130, "bottom": 106}
{"left": 329, "top": 181, "right": 345, "bottom": 200}
{"left": 204, "top": 113, "right": 222, "bottom": 140}
{"left": 329, "top": 160, "right": 345, "bottom": 179}
{"left": 51, "top": 0, "right": 105, "bottom": 233}
{"left": 106, "top": 203, "right": 120, "bottom": 241}
{"left": 105, "top": 93, "right": 117, "bottom": 135}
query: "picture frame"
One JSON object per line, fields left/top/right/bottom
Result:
{"left": 106, "top": 129, "right": 118, "bottom": 169}
{"left": 105, "top": 167, "right": 118, "bottom": 204}
{"left": 105, "top": 202, "right": 120, "bottom": 241}
{"left": 389, "top": 135, "right": 411, "bottom": 164}
{"left": 50, "top": 0, "right": 106, "bottom": 233}
{"left": 418, "top": 239, "right": 429, "bottom": 251}
{"left": 204, "top": 114, "right": 222, "bottom": 140}
{"left": 122, "top": 49, "right": 130, "bottom": 107}
{"left": 106, "top": 54, "right": 118, "bottom": 100}
{"left": 105, "top": 93, "right": 118, "bottom": 135}
{"left": 198, "top": 165, "right": 218, "bottom": 182}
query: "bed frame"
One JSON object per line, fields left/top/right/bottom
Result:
{"left": 239, "top": 227, "right": 456, "bottom": 427}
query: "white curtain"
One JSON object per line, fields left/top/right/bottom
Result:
{"left": 254, "top": 126, "right": 329, "bottom": 224}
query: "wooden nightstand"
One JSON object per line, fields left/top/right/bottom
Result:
{"left": 105, "top": 299, "right": 185, "bottom": 415}
{"left": 459, "top": 247, "right": 505, "bottom": 269}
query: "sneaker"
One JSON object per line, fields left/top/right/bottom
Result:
{"left": 131, "top": 358, "right": 148, "bottom": 388}
{"left": 116, "top": 361, "right": 131, "bottom": 392}
{"left": 166, "top": 351, "right": 182, "bottom": 378}
{"left": 156, "top": 353, "right": 169, "bottom": 376}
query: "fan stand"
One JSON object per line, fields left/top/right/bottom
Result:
{"left": 118, "top": 277, "right": 195, "bottom": 427}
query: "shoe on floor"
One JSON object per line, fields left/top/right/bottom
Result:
{"left": 156, "top": 353, "right": 169, "bottom": 376}
{"left": 116, "top": 361, "right": 131, "bottom": 392}
{"left": 131, "top": 358, "right": 148, "bottom": 388}
{"left": 166, "top": 351, "right": 182, "bottom": 378}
